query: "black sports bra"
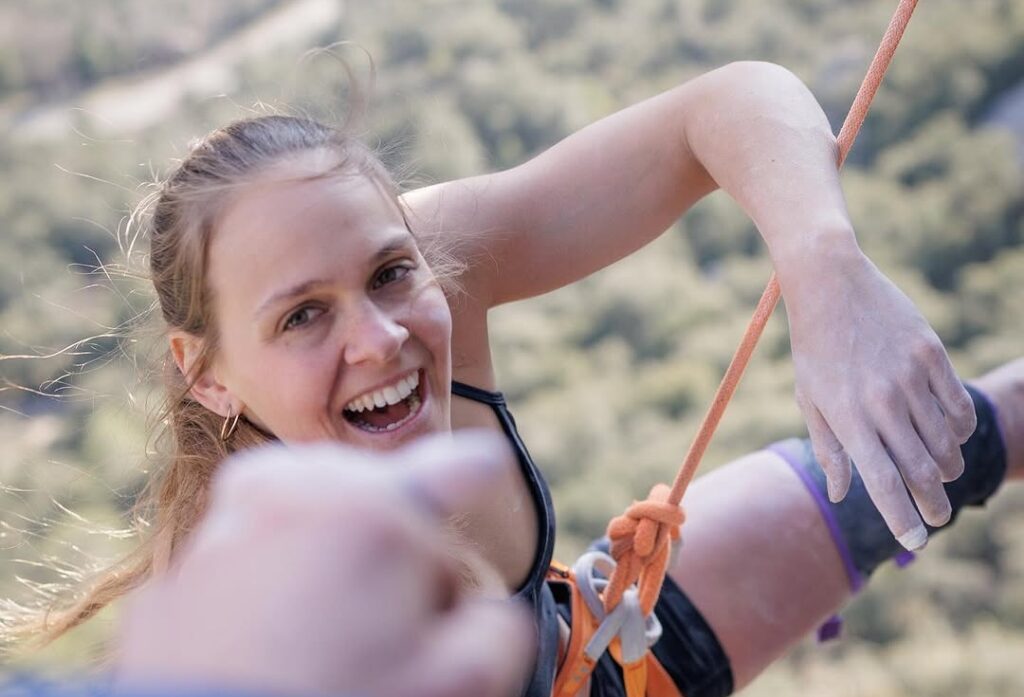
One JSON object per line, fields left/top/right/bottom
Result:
{"left": 451, "top": 382, "right": 736, "bottom": 697}
{"left": 450, "top": 381, "right": 556, "bottom": 601}
{"left": 450, "top": 381, "right": 560, "bottom": 697}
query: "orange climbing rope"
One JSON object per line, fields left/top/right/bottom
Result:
{"left": 601, "top": 0, "right": 922, "bottom": 619}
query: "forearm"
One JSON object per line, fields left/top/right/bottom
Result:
{"left": 970, "top": 358, "right": 1024, "bottom": 481}
{"left": 680, "top": 61, "right": 863, "bottom": 291}
{"left": 673, "top": 385, "right": 1010, "bottom": 690}
{"left": 670, "top": 450, "right": 851, "bottom": 689}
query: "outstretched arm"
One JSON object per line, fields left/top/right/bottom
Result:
{"left": 405, "top": 61, "right": 976, "bottom": 547}
{"left": 672, "top": 359, "right": 1021, "bottom": 689}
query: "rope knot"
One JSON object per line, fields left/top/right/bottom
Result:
{"left": 603, "top": 483, "right": 684, "bottom": 616}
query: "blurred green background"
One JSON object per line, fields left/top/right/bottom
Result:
{"left": 1, "top": 0, "right": 1023, "bottom": 694}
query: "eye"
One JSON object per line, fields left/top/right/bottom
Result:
{"left": 372, "top": 264, "right": 413, "bottom": 290}
{"left": 282, "top": 305, "right": 325, "bottom": 332}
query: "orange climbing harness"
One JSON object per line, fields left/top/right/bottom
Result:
{"left": 551, "top": 2, "right": 921, "bottom": 695}
{"left": 548, "top": 558, "right": 683, "bottom": 697}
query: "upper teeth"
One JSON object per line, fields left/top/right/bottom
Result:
{"left": 345, "top": 372, "right": 419, "bottom": 413}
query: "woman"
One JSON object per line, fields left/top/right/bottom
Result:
{"left": 18, "top": 61, "right": 1012, "bottom": 696}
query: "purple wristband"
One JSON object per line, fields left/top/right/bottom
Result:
{"left": 768, "top": 443, "right": 865, "bottom": 593}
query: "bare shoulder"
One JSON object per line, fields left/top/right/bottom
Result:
{"left": 402, "top": 175, "right": 516, "bottom": 384}
{"left": 445, "top": 292, "right": 508, "bottom": 432}
{"left": 445, "top": 283, "right": 496, "bottom": 387}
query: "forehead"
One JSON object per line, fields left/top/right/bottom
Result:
{"left": 215, "top": 152, "right": 403, "bottom": 248}
{"left": 207, "top": 158, "right": 412, "bottom": 310}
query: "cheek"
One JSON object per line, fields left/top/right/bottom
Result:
{"left": 408, "top": 285, "right": 452, "bottom": 356}
{"left": 233, "top": 346, "right": 338, "bottom": 431}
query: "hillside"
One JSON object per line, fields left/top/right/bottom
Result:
{"left": 1, "top": 1, "right": 1022, "bottom": 693}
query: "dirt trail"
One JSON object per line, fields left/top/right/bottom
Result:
{"left": 9, "top": 0, "right": 344, "bottom": 141}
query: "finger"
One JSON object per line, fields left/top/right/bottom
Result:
{"left": 393, "top": 430, "right": 516, "bottom": 518}
{"left": 210, "top": 442, "right": 379, "bottom": 520}
{"left": 878, "top": 414, "right": 952, "bottom": 528}
{"left": 210, "top": 433, "right": 511, "bottom": 526}
{"left": 908, "top": 390, "right": 965, "bottom": 483}
{"left": 925, "top": 347, "right": 977, "bottom": 442}
{"left": 796, "top": 389, "right": 852, "bottom": 502}
{"left": 355, "top": 509, "right": 464, "bottom": 621}
{"left": 392, "top": 599, "right": 536, "bottom": 697}
{"left": 848, "top": 433, "right": 929, "bottom": 550}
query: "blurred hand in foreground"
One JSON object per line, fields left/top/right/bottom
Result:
{"left": 117, "top": 432, "right": 533, "bottom": 697}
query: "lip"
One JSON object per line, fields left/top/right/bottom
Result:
{"left": 339, "top": 368, "right": 431, "bottom": 444}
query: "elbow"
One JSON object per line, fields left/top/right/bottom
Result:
{"left": 712, "top": 61, "right": 838, "bottom": 155}
{"left": 718, "top": 60, "right": 801, "bottom": 85}
{"left": 712, "top": 60, "right": 812, "bottom": 101}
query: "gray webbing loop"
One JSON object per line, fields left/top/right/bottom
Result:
{"left": 571, "top": 551, "right": 663, "bottom": 664}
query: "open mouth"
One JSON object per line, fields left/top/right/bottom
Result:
{"left": 342, "top": 370, "right": 423, "bottom": 433}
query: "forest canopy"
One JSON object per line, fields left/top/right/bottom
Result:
{"left": 0, "top": 1, "right": 1022, "bottom": 693}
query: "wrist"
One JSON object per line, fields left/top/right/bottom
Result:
{"left": 768, "top": 222, "right": 865, "bottom": 299}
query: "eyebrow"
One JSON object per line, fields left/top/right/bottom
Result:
{"left": 252, "top": 231, "right": 416, "bottom": 320}
{"left": 373, "top": 231, "right": 417, "bottom": 264}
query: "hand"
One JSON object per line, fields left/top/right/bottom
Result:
{"left": 784, "top": 249, "right": 976, "bottom": 549}
{"left": 116, "top": 432, "right": 534, "bottom": 697}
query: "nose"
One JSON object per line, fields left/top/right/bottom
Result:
{"left": 343, "top": 301, "right": 410, "bottom": 366}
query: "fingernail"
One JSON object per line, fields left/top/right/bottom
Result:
{"left": 932, "top": 498, "right": 953, "bottom": 527}
{"left": 939, "top": 462, "right": 963, "bottom": 484}
{"left": 897, "top": 525, "right": 928, "bottom": 551}
{"left": 827, "top": 478, "right": 840, "bottom": 503}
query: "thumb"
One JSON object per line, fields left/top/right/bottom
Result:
{"left": 393, "top": 430, "right": 516, "bottom": 517}
{"left": 797, "top": 388, "right": 852, "bottom": 502}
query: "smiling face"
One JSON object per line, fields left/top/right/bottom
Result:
{"left": 191, "top": 152, "right": 453, "bottom": 449}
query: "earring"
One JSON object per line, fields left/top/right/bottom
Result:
{"left": 220, "top": 411, "right": 241, "bottom": 441}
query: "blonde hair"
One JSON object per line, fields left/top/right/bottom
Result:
{"left": 6, "top": 114, "right": 464, "bottom": 647}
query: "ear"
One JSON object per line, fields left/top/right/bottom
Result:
{"left": 169, "top": 331, "right": 240, "bottom": 418}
